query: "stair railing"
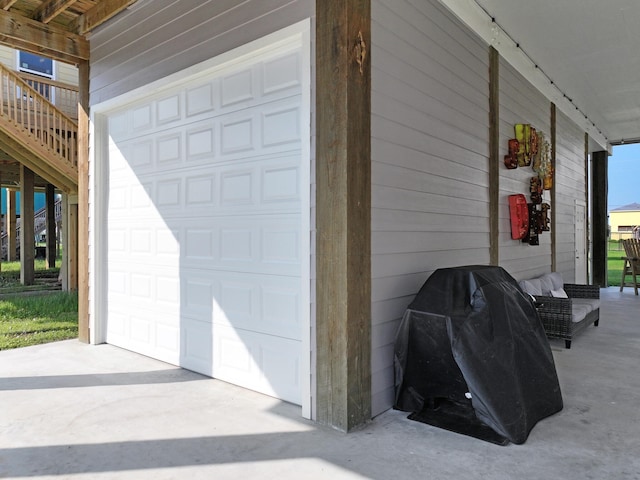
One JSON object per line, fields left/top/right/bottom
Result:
{"left": 17, "top": 71, "right": 79, "bottom": 122}
{"left": 0, "top": 63, "right": 78, "bottom": 173}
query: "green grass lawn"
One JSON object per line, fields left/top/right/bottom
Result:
{"left": 0, "top": 260, "right": 78, "bottom": 350}
{"left": 0, "top": 292, "right": 78, "bottom": 350}
{"left": 608, "top": 240, "right": 626, "bottom": 287}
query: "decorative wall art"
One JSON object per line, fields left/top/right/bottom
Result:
{"left": 506, "top": 124, "right": 553, "bottom": 246}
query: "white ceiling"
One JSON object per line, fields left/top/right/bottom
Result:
{"left": 444, "top": 0, "right": 640, "bottom": 147}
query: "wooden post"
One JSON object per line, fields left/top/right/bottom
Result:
{"left": 0, "top": 172, "right": 2, "bottom": 273}
{"left": 60, "top": 194, "right": 68, "bottom": 291}
{"left": 45, "top": 184, "right": 56, "bottom": 268}
{"left": 592, "top": 150, "right": 608, "bottom": 286}
{"left": 77, "top": 59, "right": 90, "bottom": 343}
{"left": 489, "top": 47, "right": 500, "bottom": 265}
{"left": 550, "top": 103, "right": 557, "bottom": 271}
{"left": 20, "top": 166, "right": 35, "bottom": 285}
{"left": 7, "top": 189, "right": 16, "bottom": 262}
{"left": 584, "top": 133, "right": 591, "bottom": 282}
{"left": 67, "top": 196, "right": 78, "bottom": 291}
{"left": 316, "top": 0, "right": 371, "bottom": 432}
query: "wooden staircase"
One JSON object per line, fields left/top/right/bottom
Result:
{"left": 0, "top": 64, "right": 78, "bottom": 193}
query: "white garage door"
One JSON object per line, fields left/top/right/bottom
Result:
{"left": 101, "top": 34, "right": 309, "bottom": 406}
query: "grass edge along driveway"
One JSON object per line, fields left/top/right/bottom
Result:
{"left": 0, "top": 292, "right": 78, "bottom": 350}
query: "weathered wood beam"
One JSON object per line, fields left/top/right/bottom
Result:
{"left": 550, "top": 103, "right": 557, "bottom": 271}
{"left": 489, "top": 47, "right": 499, "bottom": 265}
{"left": 72, "top": 0, "right": 137, "bottom": 35}
{"left": 20, "top": 165, "right": 35, "bottom": 285}
{"left": 7, "top": 188, "right": 17, "bottom": 261}
{"left": 584, "top": 132, "right": 591, "bottom": 282}
{"left": 592, "top": 150, "right": 608, "bottom": 286}
{"left": 33, "top": 0, "right": 78, "bottom": 24}
{"left": 45, "top": 183, "right": 56, "bottom": 268}
{"left": 316, "top": 0, "right": 371, "bottom": 432}
{"left": 0, "top": 0, "right": 17, "bottom": 11}
{"left": 0, "top": 9, "right": 88, "bottom": 62}
{"left": 77, "top": 60, "right": 89, "bottom": 342}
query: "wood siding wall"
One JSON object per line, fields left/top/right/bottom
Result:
{"left": 89, "top": 0, "right": 313, "bottom": 104}
{"left": 498, "top": 58, "right": 552, "bottom": 280}
{"left": 555, "top": 110, "right": 587, "bottom": 282}
{"left": 370, "top": 0, "right": 490, "bottom": 416}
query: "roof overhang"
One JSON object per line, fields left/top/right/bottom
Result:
{"left": 440, "top": 0, "right": 640, "bottom": 152}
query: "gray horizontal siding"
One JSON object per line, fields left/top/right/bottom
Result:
{"left": 498, "top": 58, "right": 552, "bottom": 281}
{"left": 89, "top": 0, "right": 313, "bottom": 105}
{"left": 371, "top": 0, "right": 490, "bottom": 416}
{"left": 555, "top": 111, "right": 587, "bottom": 283}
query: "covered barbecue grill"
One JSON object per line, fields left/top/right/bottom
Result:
{"left": 394, "top": 265, "right": 563, "bottom": 445}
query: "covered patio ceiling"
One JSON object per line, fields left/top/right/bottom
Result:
{"left": 441, "top": 0, "right": 640, "bottom": 150}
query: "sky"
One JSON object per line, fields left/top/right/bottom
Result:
{"left": 607, "top": 143, "right": 640, "bottom": 211}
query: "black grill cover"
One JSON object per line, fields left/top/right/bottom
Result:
{"left": 394, "top": 265, "right": 563, "bottom": 444}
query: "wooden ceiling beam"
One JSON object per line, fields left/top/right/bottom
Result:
{"left": 0, "top": 35, "right": 81, "bottom": 64}
{"left": 0, "top": 9, "right": 88, "bottom": 62}
{"left": 0, "top": 0, "right": 17, "bottom": 11}
{"left": 33, "top": 0, "right": 79, "bottom": 24}
{"left": 72, "top": 0, "right": 137, "bottom": 35}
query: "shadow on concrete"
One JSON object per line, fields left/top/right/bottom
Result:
{"left": 0, "top": 369, "right": 206, "bottom": 391}
{"left": 0, "top": 431, "right": 378, "bottom": 479}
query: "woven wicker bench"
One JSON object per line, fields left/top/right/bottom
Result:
{"left": 519, "top": 273, "right": 600, "bottom": 349}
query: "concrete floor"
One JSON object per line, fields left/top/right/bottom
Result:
{"left": 1, "top": 287, "right": 639, "bottom": 480}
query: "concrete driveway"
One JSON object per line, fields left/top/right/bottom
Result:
{"left": 1, "top": 287, "right": 639, "bottom": 479}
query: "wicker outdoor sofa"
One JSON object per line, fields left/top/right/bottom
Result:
{"left": 519, "top": 272, "right": 600, "bottom": 349}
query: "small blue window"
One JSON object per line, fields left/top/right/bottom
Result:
{"left": 18, "top": 51, "right": 53, "bottom": 77}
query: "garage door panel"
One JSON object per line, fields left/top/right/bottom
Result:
{"left": 185, "top": 175, "right": 216, "bottom": 206}
{"left": 263, "top": 51, "right": 301, "bottom": 95}
{"left": 131, "top": 104, "right": 153, "bottom": 132}
{"left": 184, "top": 278, "right": 215, "bottom": 314}
{"left": 157, "top": 94, "right": 182, "bottom": 125}
{"left": 110, "top": 69, "right": 301, "bottom": 149}
{"left": 181, "top": 318, "right": 213, "bottom": 376}
{"left": 106, "top": 229, "right": 180, "bottom": 268}
{"left": 110, "top": 96, "right": 301, "bottom": 174}
{"left": 220, "top": 114, "right": 257, "bottom": 155}
{"left": 157, "top": 133, "right": 183, "bottom": 165}
{"left": 186, "top": 123, "right": 215, "bottom": 161}
{"left": 175, "top": 216, "right": 300, "bottom": 276}
{"left": 107, "top": 311, "right": 180, "bottom": 367}
{"left": 105, "top": 39, "right": 306, "bottom": 406}
{"left": 107, "top": 264, "right": 181, "bottom": 310}
{"left": 262, "top": 104, "right": 301, "bottom": 148}
{"left": 110, "top": 154, "right": 302, "bottom": 221}
{"left": 262, "top": 284, "right": 301, "bottom": 333}
{"left": 186, "top": 81, "right": 217, "bottom": 118}
{"left": 216, "top": 275, "right": 301, "bottom": 340}
{"left": 213, "top": 325, "right": 301, "bottom": 404}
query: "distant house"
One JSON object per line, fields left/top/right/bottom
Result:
{"left": 609, "top": 203, "right": 640, "bottom": 240}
